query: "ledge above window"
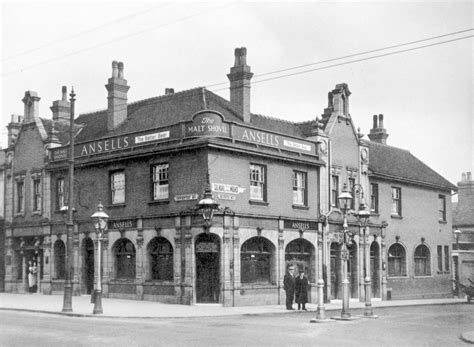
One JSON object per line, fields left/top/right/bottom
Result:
{"left": 438, "top": 220, "right": 447, "bottom": 224}
{"left": 390, "top": 214, "right": 403, "bottom": 219}
{"left": 107, "top": 203, "right": 126, "bottom": 209}
{"left": 292, "top": 204, "right": 309, "bottom": 210}
{"left": 249, "top": 200, "right": 269, "bottom": 206}
{"left": 148, "top": 199, "right": 170, "bottom": 205}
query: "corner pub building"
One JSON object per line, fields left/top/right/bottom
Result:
{"left": 3, "top": 47, "right": 456, "bottom": 306}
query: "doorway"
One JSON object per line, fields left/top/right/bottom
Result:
{"left": 195, "top": 233, "right": 220, "bottom": 303}
{"left": 83, "top": 238, "right": 95, "bottom": 295}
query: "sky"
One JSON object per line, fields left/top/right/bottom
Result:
{"left": 1, "top": 1, "right": 472, "bottom": 196}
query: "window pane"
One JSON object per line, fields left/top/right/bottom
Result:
{"left": 111, "top": 172, "right": 125, "bottom": 204}
{"left": 250, "top": 165, "right": 265, "bottom": 200}
{"left": 241, "top": 237, "right": 272, "bottom": 283}
{"left": 444, "top": 245, "right": 449, "bottom": 271}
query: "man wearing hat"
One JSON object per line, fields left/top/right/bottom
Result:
{"left": 283, "top": 265, "right": 296, "bottom": 310}
{"left": 295, "top": 267, "right": 309, "bottom": 311}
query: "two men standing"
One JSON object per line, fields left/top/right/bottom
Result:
{"left": 284, "top": 265, "right": 309, "bottom": 311}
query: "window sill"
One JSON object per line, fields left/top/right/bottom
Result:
{"left": 107, "top": 204, "right": 126, "bottom": 208}
{"left": 249, "top": 200, "right": 269, "bottom": 206}
{"left": 292, "top": 204, "right": 309, "bottom": 210}
{"left": 14, "top": 213, "right": 25, "bottom": 217}
{"left": 390, "top": 214, "right": 403, "bottom": 219}
{"left": 438, "top": 220, "right": 447, "bottom": 224}
{"left": 32, "top": 211, "right": 42, "bottom": 216}
{"left": 144, "top": 280, "right": 174, "bottom": 285}
{"left": 387, "top": 275, "right": 408, "bottom": 279}
{"left": 148, "top": 199, "right": 170, "bottom": 205}
{"left": 414, "top": 275, "right": 433, "bottom": 279}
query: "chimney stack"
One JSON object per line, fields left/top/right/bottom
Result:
{"left": 7, "top": 114, "right": 23, "bottom": 147}
{"left": 105, "top": 60, "right": 130, "bottom": 131}
{"left": 50, "top": 86, "right": 71, "bottom": 122}
{"left": 368, "top": 114, "right": 389, "bottom": 144}
{"left": 165, "top": 88, "right": 174, "bottom": 95}
{"left": 227, "top": 47, "right": 253, "bottom": 123}
{"left": 22, "top": 91, "right": 40, "bottom": 123}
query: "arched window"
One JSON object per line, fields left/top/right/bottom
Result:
{"left": 114, "top": 238, "right": 136, "bottom": 279}
{"left": 241, "top": 237, "right": 274, "bottom": 284}
{"left": 54, "top": 240, "right": 66, "bottom": 279}
{"left": 388, "top": 243, "right": 406, "bottom": 276}
{"left": 414, "top": 244, "right": 431, "bottom": 276}
{"left": 148, "top": 237, "right": 173, "bottom": 281}
{"left": 285, "top": 239, "right": 315, "bottom": 282}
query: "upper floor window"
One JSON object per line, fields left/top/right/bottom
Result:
{"left": 331, "top": 175, "right": 339, "bottom": 207}
{"left": 111, "top": 171, "right": 125, "bottom": 204}
{"left": 414, "top": 244, "right": 431, "bottom": 276}
{"left": 444, "top": 245, "right": 449, "bottom": 271}
{"left": 370, "top": 183, "right": 379, "bottom": 213}
{"left": 56, "top": 178, "right": 65, "bottom": 210}
{"left": 33, "top": 179, "right": 41, "bottom": 212}
{"left": 16, "top": 180, "right": 25, "bottom": 213}
{"left": 391, "top": 187, "right": 402, "bottom": 216}
{"left": 152, "top": 163, "right": 169, "bottom": 200}
{"left": 292, "top": 171, "right": 307, "bottom": 205}
{"left": 250, "top": 164, "right": 266, "bottom": 201}
{"left": 438, "top": 195, "right": 446, "bottom": 221}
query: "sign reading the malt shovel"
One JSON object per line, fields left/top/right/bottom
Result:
{"left": 185, "top": 111, "right": 230, "bottom": 137}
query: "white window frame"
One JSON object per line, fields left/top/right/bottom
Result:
{"left": 32, "top": 177, "right": 42, "bottom": 213}
{"left": 16, "top": 179, "right": 25, "bottom": 214}
{"left": 57, "top": 178, "right": 65, "bottom": 210}
{"left": 292, "top": 171, "right": 307, "bottom": 205}
{"left": 153, "top": 163, "right": 169, "bottom": 200}
{"left": 391, "top": 186, "right": 401, "bottom": 216}
{"left": 111, "top": 171, "right": 125, "bottom": 204}
{"left": 250, "top": 164, "right": 265, "bottom": 201}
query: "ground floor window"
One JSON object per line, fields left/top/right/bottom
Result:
{"left": 388, "top": 243, "right": 406, "bottom": 276}
{"left": 114, "top": 238, "right": 136, "bottom": 279}
{"left": 148, "top": 237, "right": 173, "bottom": 281}
{"left": 241, "top": 237, "right": 273, "bottom": 284}
{"left": 414, "top": 244, "right": 431, "bottom": 276}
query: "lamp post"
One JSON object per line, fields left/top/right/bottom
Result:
{"left": 62, "top": 88, "right": 76, "bottom": 313}
{"left": 333, "top": 183, "right": 353, "bottom": 320}
{"left": 355, "top": 194, "right": 377, "bottom": 318}
{"left": 454, "top": 229, "right": 461, "bottom": 250}
{"left": 453, "top": 229, "right": 461, "bottom": 296}
{"left": 91, "top": 202, "right": 109, "bottom": 314}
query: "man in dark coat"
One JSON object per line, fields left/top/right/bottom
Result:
{"left": 283, "top": 265, "right": 295, "bottom": 310}
{"left": 295, "top": 269, "right": 309, "bottom": 311}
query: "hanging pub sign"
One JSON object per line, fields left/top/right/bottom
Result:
{"left": 284, "top": 219, "right": 319, "bottom": 231}
{"left": 185, "top": 111, "right": 230, "bottom": 138}
{"left": 108, "top": 219, "right": 137, "bottom": 231}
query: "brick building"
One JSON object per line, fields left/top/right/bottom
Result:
{"left": 2, "top": 47, "right": 456, "bottom": 305}
{"left": 453, "top": 172, "right": 474, "bottom": 297}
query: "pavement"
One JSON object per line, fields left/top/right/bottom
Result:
{"left": 1, "top": 293, "right": 472, "bottom": 342}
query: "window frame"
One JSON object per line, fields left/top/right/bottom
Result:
{"left": 437, "top": 245, "right": 443, "bottom": 273}
{"left": 370, "top": 183, "right": 379, "bottom": 213}
{"left": 331, "top": 175, "right": 339, "bottom": 207}
{"left": 240, "top": 237, "right": 273, "bottom": 284}
{"left": 32, "top": 178, "right": 42, "bottom": 213}
{"left": 438, "top": 195, "right": 446, "bottom": 222}
{"left": 114, "top": 238, "right": 136, "bottom": 280}
{"left": 391, "top": 186, "right": 402, "bottom": 217}
{"left": 53, "top": 240, "right": 66, "bottom": 279}
{"left": 348, "top": 178, "right": 355, "bottom": 210}
{"left": 16, "top": 179, "right": 25, "bottom": 214}
{"left": 292, "top": 170, "right": 307, "bottom": 206}
{"left": 249, "top": 164, "right": 266, "bottom": 202}
{"left": 387, "top": 243, "right": 407, "bottom": 277}
{"left": 151, "top": 163, "right": 169, "bottom": 201}
{"left": 414, "top": 244, "right": 431, "bottom": 277}
{"left": 148, "top": 237, "right": 173, "bottom": 281}
{"left": 110, "top": 170, "right": 126, "bottom": 205}
{"left": 56, "top": 178, "right": 65, "bottom": 211}
{"left": 444, "top": 245, "right": 449, "bottom": 272}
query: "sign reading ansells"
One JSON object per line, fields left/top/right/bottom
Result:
{"left": 108, "top": 219, "right": 137, "bottom": 230}
{"left": 284, "top": 219, "right": 319, "bottom": 231}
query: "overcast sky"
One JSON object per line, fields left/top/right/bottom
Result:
{"left": 1, "top": 1, "right": 472, "bottom": 194}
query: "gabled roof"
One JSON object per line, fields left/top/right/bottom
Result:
{"left": 366, "top": 140, "right": 456, "bottom": 191}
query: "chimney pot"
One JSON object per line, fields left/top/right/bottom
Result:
{"left": 379, "top": 114, "right": 384, "bottom": 128}
{"left": 118, "top": 62, "right": 124, "bottom": 79}
{"left": 373, "top": 115, "right": 378, "bottom": 129}
{"left": 165, "top": 88, "right": 174, "bottom": 95}
{"left": 112, "top": 60, "right": 119, "bottom": 78}
{"left": 468, "top": 172, "right": 472, "bottom": 181}
{"left": 62, "top": 86, "right": 67, "bottom": 101}
{"left": 462, "top": 172, "right": 467, "bottom": 181}
{"left": 227, "top": 47, "right": 253, "bottom": 123}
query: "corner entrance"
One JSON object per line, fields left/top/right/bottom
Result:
{"left": 195, "top": 233, "right": 220, "bottom": 303}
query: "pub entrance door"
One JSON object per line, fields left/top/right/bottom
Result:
{"left": 195, "top": 233, "right": 220, "bottom": 303}
{"left": 83, "top": 238, "right": 95, "bottom": 295}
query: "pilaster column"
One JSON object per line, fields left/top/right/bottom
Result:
{"left": 135, "top": 218, "right": 145, "bottom": 300}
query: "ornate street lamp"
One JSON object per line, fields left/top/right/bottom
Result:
{"left": 355, "top": 194, "right": 377, "bottom": 318}
{"left": 453, "top": 229, "right": 461, "bottom": 250}
{"left": 453, "top": 229, "right": 462, "bottom": 296}
{"left": 196, "top": 179, "right": 219, "bottom": 230}
{"left": 333, "top": 183, "right": 353, "bottom": 320}
{"left": 91, "top": 202, "right": 109, "bottom": 314}
{"left": 62, "top": 88, "right": 76, "bottom": 313}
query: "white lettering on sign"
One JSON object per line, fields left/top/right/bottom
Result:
{"left": 80, "top": 136, "right": 130, "bottom": 156}
{"left": 291, "top": 222, "right": 310, "bottom": 230}
{"left": 174, "top": 194, "right": 199, "bottom": 202}
{"left": 217, "top": 194, "right": 236, "bottom": 201}
{"left": 283, "top": 140, "right": 311, "bottom": 152}
{"left": 211, "top": 183, "right": 245, "bottom": 194}
{"left": 135, "top": 131, "right": 170, "bottom": 144}
{"left": 241, "top": 129, "right": 280, "bottom": 147}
